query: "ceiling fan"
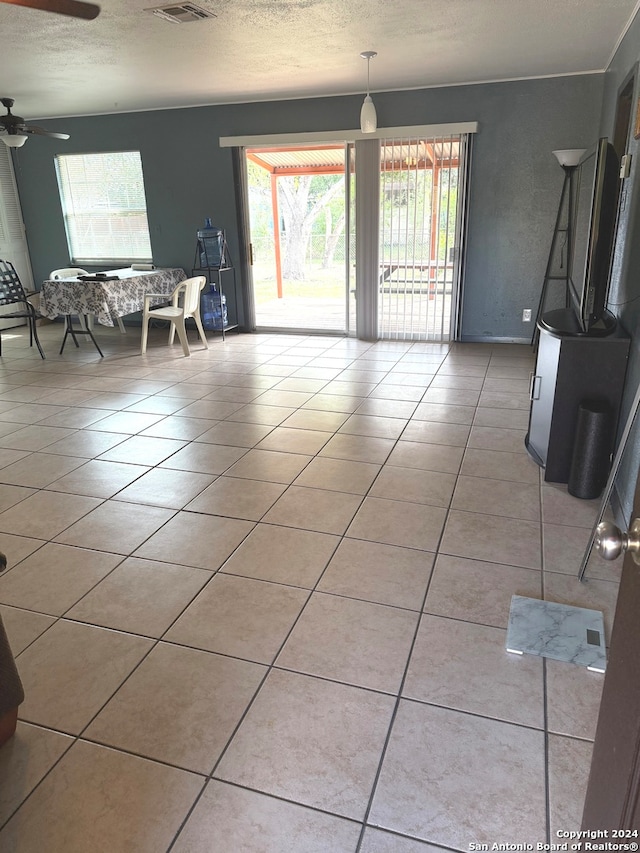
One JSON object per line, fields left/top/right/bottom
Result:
{"left": 0, "top": 98, "right": 71, "bottom": 148}
{"left": 0, "top": 0, "right": 99, "bottom": 19}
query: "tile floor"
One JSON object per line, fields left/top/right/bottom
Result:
{"left": 0, "top": 322, "right": 622, "bottom": 852}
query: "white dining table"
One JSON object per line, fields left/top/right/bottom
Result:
{"left": 39, "top": 267, "right": 187, "bottom": 327}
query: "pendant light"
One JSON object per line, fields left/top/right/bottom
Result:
{"left": 360, "top": 50, "right": 377, "bottom": 134}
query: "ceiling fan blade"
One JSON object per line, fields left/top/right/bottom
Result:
{"left": 0, "top": 0, "right": 100, "bottom": 20}
{"left": 25, "top": 125, "right": 70, "bottom": 140}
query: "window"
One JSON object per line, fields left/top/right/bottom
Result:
{"left": 55, "top": 151, "right": 153, "bottom": 264}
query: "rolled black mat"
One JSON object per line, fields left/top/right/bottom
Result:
{"left": 568, "top": 401, "right": 612, "bottom": 500}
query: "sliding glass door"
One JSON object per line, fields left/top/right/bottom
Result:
{"left": 378, "top": 134, "right": 467, "bottom": 341}
{"left": 245, "top": 145, "right": 354, "bottom": 333}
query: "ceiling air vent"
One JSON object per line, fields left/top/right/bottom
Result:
{"left": 146, "top": 3, "right": 216, "bottom": 23}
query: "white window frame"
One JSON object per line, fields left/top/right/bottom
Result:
{"left": 54, "top": 150, "right": 153, "bottom": 265}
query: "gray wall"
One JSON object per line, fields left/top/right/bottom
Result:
{"left": 11, "top": 74, "right": 602, "bottom": 340}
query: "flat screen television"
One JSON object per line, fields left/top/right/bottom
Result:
{"left": 567, "top": 137, "right": 620, "bottom": 335}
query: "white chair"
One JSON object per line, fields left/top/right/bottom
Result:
{"left": 140, "top": 275, "right": 208, "bottom": 357}
{"left": 49, "top": 268, "right": 127, "bottom": 334}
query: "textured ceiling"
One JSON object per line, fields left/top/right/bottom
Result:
{"left": 0, "top": 0, "right": 637, "bottom": 121}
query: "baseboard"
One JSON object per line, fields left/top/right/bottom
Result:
{"left": 459, "top": 335, "right": 532, "bottom": 344}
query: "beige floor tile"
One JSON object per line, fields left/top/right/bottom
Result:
{"left": 404, "top": 615, "right": 544, "bottom": 727}
{"left": 0, "top": 424, "right": 77, "bottom": 452}
{"left": 42, "top": 429, "right": 128, "bottom": 459}
{"left": 399, "top": 420, "right": 470, "bottom": 447}
{"left": 0, "top": 452, "right": 87, "bottom": 489}
{"left": 451, "top": 475, "right": 541, "bottom": 520}
{"left": 225, "top": 448, "right": 312, "bottom": 484}
{"left": 319, "top": 433, "right": 395, "bottom": 464}
{"left": 0, "top": 721, "right": 74, "bottom": 826}
{"left": 279, "top": 408, "right": 350, "bottom": 432}
{"left": 0, "top": 491, "right": 102, "bottom": 540}
{"left": 479, "top": 389, "right": 530, "bottom": 410}
{"left": 546, "top": 659, "right": 604, "bottom": 740}
{"left": 54, "top": 500, "right": 175, "bottom": 555}
{"left": 263, "top": 485, "right": 363, "bottom": 535}
{"left": 360, "top": 828, "right": 443, "bottom": 852}
{"left": 227, "top": 403, "right": 296, "bottom": 426}
{"left": 425, "top": 554, "right": 542, "bottom": 628}
{"left": 543, "top": 522, "right": 621, "bottom": 582}
{"left": 194, "top": 420, "right": 274, "bottom": 447}
{"left": 67, "top": 556, "right": 210, "bottom": 636}
{"left": 86, "top": 643, "right": 265, "bottom": 773}
{"left": 411, "top": 402, "right": 476, "bottom": 425}
{"left": 0, "top": 543, "right": 122, "bottom": 615}
{"left": 386, "top": 441, "right": 464, "bottom": 474}
{"left": 166, "top": 573, "right": 308, "bottom": 663}
{"left": 277, "top": 592, "right": 418, "bottom": 692}
{"left": 173, "top": 780, "right": 361, "bottom": 853}
{"left": 124, "top": 397, "right": 191, "bottom": 415}
{"left": 135, "top": 511, "right": 254, "bottom": 570}
{"left": 159, "top": 441, "right": 248, "bottom": 474}
{"left": 220, "top": 523, "right": 339, "bottom": 587}
{"left": 184, "top": 475, "right": 286, "bottom": 520}
{"left": 301, "top": 393, "right": 365, "bottom": 413}
{"left": 467, "top": 425, "right": 528, "bottom": 453}
{"left": 253, "top": 389, "right": 315, "bottom": 408}
{"left": 0, "top": 483, "right": 36, "bottom": 512}
{"left": 97, "top": 434, "right": 188, "bottom": 466}
{"left": 339, "top": 414, "right": 408, "bottom": 440}
{"left": 429, "top": 374, "right": 483, "bottom": 390}
{"left": 86, "top": 410, "right": 165, "bottom": 434}
{"left": 47, "top": 459, "right": 150, "bottom": 498}
{"left": 422, "top": 387, "right": 480, "bottom": 407}
{"left": 441, "top": 510, "right": 541, "bottom": 569}
{"left": 38, "top": 406, "right": 119, "bottom": 428}
{"left": 254, "top": 426, "right": 331, "bottom": 455}
{"left": 0, "top": 604, "right": 56, "bottom": 654}
{"left": 0, "top": 532, "right": 45, "bottom": 569}
{"left": 0, "top": 448, "right": 31, "bottom": 469}
{"left": 0, "top": 740, "right": 203, "bottom": 853}
{"left": 541, "top": 483, "right": 601, "bottom": 528}
{"left": 543, "top": 572, "right": 619, "bottom": 644}
{"left": 369, "top": 701, "right": 546, "bottom": 847}
{"left": 17, "top": 620, "right": 153, "bottom": 733}
{"left": 318, "top": 538, "right": 433, "bottom": 610}
{"left": 461, "top": 447, "right": 540, "bottom": 483}
{"left": 370, "top": 465, "right": 456, "bottom": 507}
{"left": 215, "top": 669, "right": 395, "bottom": 820}
{"left": 347, "top": 497, "right": 446, "bottom": 552}
{"left": 139, "top": 414, "right": 218, "bottom": 440}
{"left": 355, "top": 399, "right": 418, "bottom": 419}
{"left": 174, "top": 399, "right": 246, "bottom": 419}
{"left": 547, "top": 734, "right": 593, "bottom": 838}
{"left": 113, "top": 466, "right": 215, "bottom": 508}
{"left": 294, "top": 456, "right": 381, "bottom": 494}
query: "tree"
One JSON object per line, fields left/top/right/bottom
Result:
{"left": 278, "top": 174, "right": 344, "bottom": 280}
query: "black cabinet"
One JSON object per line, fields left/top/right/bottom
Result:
{"left": 525, "top": 309, "right": 630, "bottom": 483}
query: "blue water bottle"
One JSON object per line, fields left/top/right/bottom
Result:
{"left": 197, "top": 218, "right": 224, "bottom": 268}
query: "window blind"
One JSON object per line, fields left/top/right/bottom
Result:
{"left": 55, "top": 151, "right": 153, "bottom": 264}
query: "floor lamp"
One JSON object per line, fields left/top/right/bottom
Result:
{"left": 532, "top": 148, "right": 586, "bottom": 347}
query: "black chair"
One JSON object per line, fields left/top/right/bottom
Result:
{"left": 0, "top": 260, "right": 45, "bottom": 359}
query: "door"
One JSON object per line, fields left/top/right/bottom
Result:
{"left": 581, "top": 461, "right": 640, "bottom": 828}
{"left": 245, "top": 145, "right": 353, "bottom": 333}
{"left": 377, "top": 134, "right": 467, "bottom": 341}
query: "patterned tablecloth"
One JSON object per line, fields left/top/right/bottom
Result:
{"left": 40, "top": 267, "right": 187, "bottom": 327}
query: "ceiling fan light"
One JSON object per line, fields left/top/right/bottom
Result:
{"left": 360, "top": 94, "right": 377, "bottom": 134}
{"left": 1, "top": 134, "right": 27, "bottom": 148}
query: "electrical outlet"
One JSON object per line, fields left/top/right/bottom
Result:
{"left": 522, "top": 309, "right": 532, "bottom": 322}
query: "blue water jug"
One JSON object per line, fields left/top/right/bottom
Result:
{"left": 197, "top": 218, "right": 225, "bottom": 268}
{"left": 201, "top": 287, "right": 228, "bottom": 330}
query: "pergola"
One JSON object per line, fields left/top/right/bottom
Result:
{"left": 246, "top": 140, "right": 460, "bottom": 299}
